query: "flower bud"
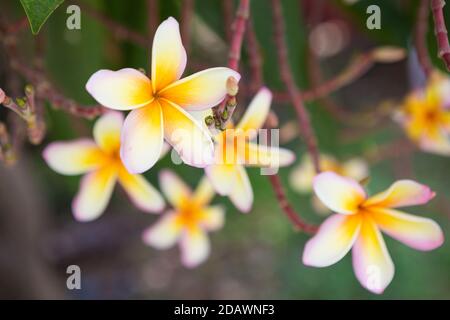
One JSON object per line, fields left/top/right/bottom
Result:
{"left": 371, "top": 46, "right": 406, "bottom": 63}
{"left": 226, "top": 76, "right": 239, "bottom": 96}
{"left": 205, "top": 115, "right": 214, "bottom": 126}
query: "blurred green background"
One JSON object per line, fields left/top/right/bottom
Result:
{"left": 0, "top": 0, "right": 449, "bottom": 299}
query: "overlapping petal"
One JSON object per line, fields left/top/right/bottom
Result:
{"left": 43, "top": 139, "right": 104, "bottom": 175}
{"left": 370, "top": 208, "right": 444, "bottom": 251}
{"left": 228, "top": 165, "right": 253, "bottom": 213}
{"left": 142, "top": 212, "right": 181, "bottom": 249}
{"left": 313, "top": 172, "right": 366, "bottom": 214}
{"left": 151, "top": 17, "right": 187, "bottom": 92}
{"left": 118, "top": 167, "right": 165, "bottom": 213}
{"left": 199, "top": 205, "right": 225, "bottom": 231}
{"left": 205, "top": 164, "right": 236, "bottom": 196}
{"left": 419, "top": 132, "right": 450, "bottom": 156}
{"left": 193, "top": 177, "right": 216, "bottom": 206}
{"left": 93, "top": 111, "right": 123, "bottom": 153}
{"left": 236, "top": 87, "right": 272, "bottom": 138}
{"left": 72, "top": 165, "right": 117, "bottom": 221}
{"left": 179, "top": 227, "right": 210, "bottom": 268}
{"left": 159, "top": 170, "right": 192, "bottom": 208}
{"left": 363, "top": 180, "right": 435, "bottom": 209}
{"left": 158, "top": 68, "right": 240, "bottom": 111}
{"left": 303, "top": 214, "right": 362, "bottom": 267}
{"left": 86, "top": 68, "right": 153, "bottom": 110}
{"left": 352, "top": 217, "right": 394, "bottom": 294}
{"left": 120, "top": 101, "right": 164, "bottom": 174}
{"left": 160, "top": 99, "right": 214, "bottom": 167}
{"left": 243, "top": 142, "right": 295, "bottom": 168}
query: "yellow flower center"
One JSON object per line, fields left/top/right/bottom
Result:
{"left": 175, "top": 201, "right": 205, "bottom": 231}
{"left": 403, "top": 87, "right": 450, "bottom": 141}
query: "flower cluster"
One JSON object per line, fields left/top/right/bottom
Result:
{"left": 42, "top": 17, "right": 445, "bottom": 294}
{"left": 395, "top": 71, "right": 450, "bottom": 155}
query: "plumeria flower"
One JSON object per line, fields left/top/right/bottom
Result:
{"left": 205, "top": 87, "right": 296, "bottom": 212}
{"left": 86, "top": 17, "right": 240, "bottom": 173}
{"left": 290, "top": 154, "right": 368, "bottom": 214}
{"left": 302, "top": 171, "right": 444, "bottom": 294}
{"left": 143, "top": 170, "right": 224, "bottom": 268}
{"left": 43, "top": 112, "right": 165, "bottom": 221}
{"left": 395, "top": 71, "right": 450, "bottom": 155}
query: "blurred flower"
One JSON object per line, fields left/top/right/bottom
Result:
{"left": 86, "top": 17, "right": 240, "bottom": 174}
{"left": 303, "top": 172, "right": 444, "bottom": 294}
{"left": 395, "top": 71, "right": 450, "bottom": 155}
{"left": 143, "top": 170, "right": 224, "bottom": 268}
{"left": 205, "top": 87, "right": 296, "bottom": 212}
{"left": 290, "top": 154, "right": 368, "bottom": 214}
{"left": 43, "top": 112, "right": 165, "bottom": 221}
{"left": 309, "top": 21, "right": 350, "bottom": 58}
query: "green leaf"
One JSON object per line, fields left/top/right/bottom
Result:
{"left": 20, "top": 0, "right": 64, "bottom": 34}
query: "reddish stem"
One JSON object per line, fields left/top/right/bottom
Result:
{"left": 416, "top": 0, "right": 433, "bottom": 77}
{"left": 245, "top": 21, "right": 264, "bottom": 92}
{"left": 212, "top": 0, "right": 250, "bottom": 129}
{"left": 271, "top": 0, "right": 321, "bottom": 173}
{"left": 228, "top": 0, "right": 250, "bottom": 70}
{"left": 431, "top": 0, "right": 450, "bottom": 71}
{"left": 268, "top": 174, "right": 318, "bottom": 234}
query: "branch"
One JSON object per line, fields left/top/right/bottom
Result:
{"left": 0, "top": 18, "right": 106, "bottom": 120}
{"left": 245, "top": 21, "right": 264, "bottom": 92}
{"left": 304, "top": 53, "right": 374, "bottom": 101}
{"left": 211, "top": 0, "right": 250, "bottom": 130}
{"left": 0, "top": 86, "right": 46, "bottom": 145}
{"left": 10, "top": 57, "right": 105, "bottom": 119}
{"left": 268, "top": 174, "right": 318, "bottom": 234}
{"left": 416, "top": 0, "right": 433, "bottom": 77}
{"left": 222, "top": 0, "right": 234, "bottom": 42}
{"left": 431, "top": 0, "right": 450, "bottom": 71}
{"left": 271, "top": 0, "right": 321, "bottom": 173}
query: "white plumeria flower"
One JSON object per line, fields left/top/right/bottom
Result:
{"left": 143, "top": 170, "right": 224, "bottom": 268}
{"left": 43, "top": 111, "right": 165, "bottom": 221}
{"left": 303, "top": 172, "right": 444, "bottom": 294}
{"left": 86, "top": 17, "right": 240, "bottom": 174}
{"left": 205, "top": 87, "right": 296, "bottom": 212}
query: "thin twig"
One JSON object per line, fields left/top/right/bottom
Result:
{"left": 212, "top": 0, "right": 250, "bottom": 129}
{"left": 416, "top": 0, "right": 433, "bottom": 77}
{"left": 245, "top": 21, "right": 264, "bottom": 92}
{"left": 431, "top": 0, "right": 450, "bottom": 71}
{"left": 268, "top": 174, "right": 318, "bottom": 234}
{"left": 0, "top": 87, "right": 46, "bottom": 145}
{"left": 304, "top": 53, "right": 374, "bottom": 102}
{"left": 9, "top": 56, "right": 105, "bottom": 119}
{"left": 271, "top": 0, "right": 321, "bottom": 173}
{"left": 222, "top": 0, "right": 234, "bottom": 42}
